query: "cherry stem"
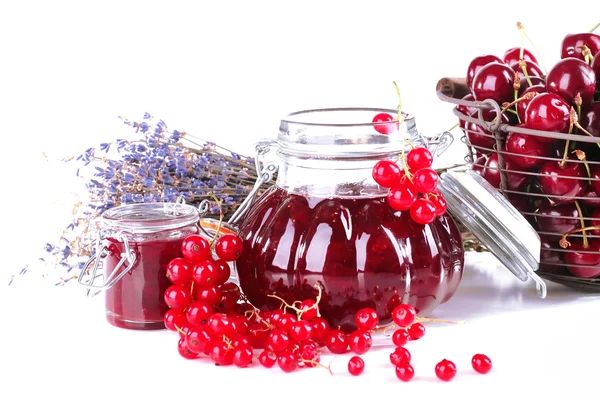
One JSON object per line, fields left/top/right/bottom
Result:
{"left": 267, "top": 283, "right": 322, "bottom": 317}
{"left": 207, "top": 192, "right": 224, "bottom": 247}
{"left": 572, "top": 149, "right": 592, "bottom": 179}
{"left": 517, "top": 21, "right": 548, "bottom": 74}
{"left": 559, "top": 223, "right": 599, "bottom": 249}
{"left": 571, "top": 106, "right": 600, "bottom": 148}
{"left": 575, "top": 200, "right": 589, "bottom": 248}
{"left": 590, "top": 22, "right": 600, "bottom": 33}
{"left": 559, "top": 121, "right": 575, "bottom": 167}
{"left": 519, "top": 60, "right": 533, "bottom": 88}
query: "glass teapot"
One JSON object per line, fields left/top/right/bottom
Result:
{"left": 230, "top": 108, "right": 462, "bottom": 332}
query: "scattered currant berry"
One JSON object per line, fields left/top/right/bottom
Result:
{"left": 277, "top": 350, "right": 298, "bottom": 373}
{"left": 325, "top": 329, "right": 349, "bottom": 354}
{"left": 407, "top": 322, "right": 426, "bottom": 340}
{"left": 472, "top": 354, "right": 492, "bottom": 374}
{"left": 164, "top": 284, "right": 191, "bottom": 310}
{"left": 413, "top": 168, "right": 439, "bottom": 193}
{"left": 389, "top": 346, "right": 411, "bottom": 366}
{"left": 392, "top": 304, "right": 417, "bottom": 327}
{"left": 166, "top": 257, "right": 193, "bottom": 285}
{"left": 392, "top": 328, "right": 410, "bottom": 347}
{"left": 355, "top": 307, "right": 379, "bottom": 331}
{"left": 435, "top": 359, "right": 457, "bottom": 381}
{"left": 395, "top": 364, "right": 415, "bottom": 382}
{"left": 348, "top": 356, "right": 365, "bottom": 376}
{"left": 181, "top": 234, "right": 211, "bottom": 262}
{"left": 410, "top": 198, "right": 437, "bottom": 224}
{"left": 258, "top": 351, "right": 277, "bottom": 368}
{"left": 372, "top": 112, "right": 396, "bottom": 134}
{"left": 348, "top": 330, "right": 373, "bottom": 355}
{"left": 372, "top": 160, "right": 402, "bottom": 188}
{"left": 387, "top": 185, "right": 417, "bottom": 211}
{"left": 406, "top": 147, "right": 433, "bottom": 170}
{"left": 214, "top": 234, "right": 243, "bottom": 261}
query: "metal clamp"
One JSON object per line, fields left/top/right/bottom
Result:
{"left": 228, "top": 140, "right": 278, "bottom": 225}
{"left": 77, "top": 231, "right": 137, "bottom": 296}
{"left": 425, "top": 131, "right": 455, "bottom": 157}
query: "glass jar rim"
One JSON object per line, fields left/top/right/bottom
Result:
{"left": 101, "top": 202, "right": 200, "bottom": 233}
{"left": 280, "top": 107, "right": 413, "bottom": 127}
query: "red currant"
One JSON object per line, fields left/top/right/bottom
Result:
{"left": 431, "top": 193, "right": 448, "bottom": 217}
{"left": 277, "top": 313, "right": 297, "bottom": 333}
{"left": 213, "top": 259, "right": 231, "bottom": 286}
{"left": 192, "top": 259, "right": 219, "bottom": 287}
{"left": 249, "top": 323, "right": 270, "bottom": 349}
{"left": 410, "top": 198, "right": 437, "bottom": 224}
{"left": 390, "top": 346, "right": 411, "bottom": 366}
{"left": 233, "top": 345, "right": 253, "bottom": 368}
{"left": 325, "top": 329, "right": 349, "bottom": 354}
{"left": 472, "top": 354, "right": 492, "bottom": 374}
{"left": 215, "top": 234, "right": 243, "bottom": 261}
{"left": 298, "top": 341, "right": 319, "bottom": 361}
{"left": 219, "top": 282, "right": 241, "bottom": 309}
{"left": 186, "top": 300, "right": 214, "bottom": 327}
{"left": 298, "top": 299, "right": 319, "bottom": 320}
{"left": 181, "top": 234, "right": 211, "bottom": 262}
{"left": 435, "top": 359, "right": 457, "bottom": 381}
{"left": 372, "top": 112, "right": 396, "bottom": 135}
{"left": 372, "top": 160, "right": 402, "bottom": 188}
{"left": 289, "top": 320, "right": 313, "bottom": 342}
{"left": 395, "top": 364, "right": 415, "bottom": 382}
{"left": 164, "top": 308, "right": 187, "bottom": 332}
{"left": 258, "top": 350, "right": 277, "bottom": 368}
{"left": 208, "top": 339, "right": 235, "bottom": 366}
{"left": 193, "top": 284, "right": 222, "bottom": 306}
{"left": 392, "top": 328, "right": 410, "bottom": 347}
{"left": 355, "top": 307, "right": 379, "bottom": 331}
{"left": 185, "top": 326, "right": 212, "bottom": 354}
{"left": 177, "top": 337, "right": 199, "bottom": 360}
{"left": 267, "top": 328, "right": 290, "bottom": 352}
{"left": 392, "top": 304, "right": 416, "bottom": 327}
{"left": 207, "top": 313, "right": 234, "bottom": 337}
{"left": 387, "top": 185, "right": 417, "bottom": 211}
{"left": 164, "top": 284, "right": 191, "bottom": 310}
{"left": 413, "top": 168, "right": 439, "bottom": 193}
{"left": 310, "top": 317, "right": 330, "bottom": 344}
{"left": 407, "top": 322, "right": 426, "bottom": 340}
{"left": 406, "top": 147, "right": 433, "bottom": 171}
{"left": 277, "top": 350, "right": 298, "bottom": 373}
{"left": 348, "top": 330, "right": 372, "bottom": 355}
{"left": 348, "top": 356, "right": 365, "bottom": 376}
{"left": 166, "top": 257, "right": 193, "bottom": 285}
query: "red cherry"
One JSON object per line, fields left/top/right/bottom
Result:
{"left": 215, "top": 234, "right": 243, "bottom": 261}
{"left": 372, "top": 113, "right": 396, "bottom": 135}
{"left": 472, "top": 62, "right": 515, "bottom": 104}
{"left": 472, "top": 354, "right": 492, "bottom": 374}
{"left": 372, "top": 160, "right": 402, "bottom": 188}
{"left": 509, "top": 60, "right": 544, "bottom": 80}
{"left": 516, "top": 84, "right": 546, "bottom": 123}
{"left": 581, "top": 187, "right": 600, "bottom": 208}
{"left": 535, "top": 201, "right": 580, "bottom": 235}
{"left": 166, "top": 257, "right": 193, "bottom": 285}
{"left": 409, "top": 198, "right": 437, "bottom": 225}
{"left": 481, "top": 152, "right": 530, "bottom": 191}
{"left": 538, "top": 160, "right": 586, "bottom": 204}
{"left": 387, "top": 184, "right": 417, "bottom": 211}
{"left": 435, "top": 359, "right": 457, "bottom": 381}
{"left": 406, "top": 147, "right": 433, "bottom": 170}
{"left": 395, "top": 364, "right": 415, "bottom": 382}
{"left": 471, "top": 155, "right": 487, "bottom": 176}
{"left": 413, "top": 168, "right": 439, "bottom": 193}
{"left": 590, "top": 164, "right": 600, "bottom": 195}
{"left": 465, "top": 109, "right": 510, "bottom": 152}
{"left": 354, "top": 307, "right": 379, "bottom": 331}
{"left": 518, "top": 75, "right": 546, "bottom": 93}
{"left": 347, "top": 330, "right": 372, "bottom": 355}
{"left": 504, "top": 130, "right": 551, "bottom": 169}
{"left": 592, "top": 51, "right": 600, "bottom": 89}
{"left": 503, "top": 46, "right": 538, "bottom": 66}
{"left": 164, "top": 284, "right": 191, "bottom": 310}
{"left": 458, "top": 93, "right": 477, "bottom": 135}
{"left": 466, "top": 54, "right": 503, "bottom": 89}
{"left": 181, "top": 234, "right": 211, "bottom": 262}
{"left": 392, "top": 304, "right": 416, "bottom": 327}
{"left": 546, "top": 57, "right": 596, "bottom": 105}
{"left": 564, "top": 239, "right": 600, "bottom": 278}
{"left": 407, "top": 322, "right": 426, "bottom": 340}
{"left": 348, "top": 356, "right": 365, "bottom": 376}
{"left": 560, "top": 33, "right": 600, "bottom": 61}
{"left": 524, "top": 93, "right": 571, "bottom": 141}
{"left": 581, "top": 102, "right": 600, "bottom": 137}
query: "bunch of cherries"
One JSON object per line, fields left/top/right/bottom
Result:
{"left": 369, "top": 126, "right": 446, "bottom": 225}
{"left": 457, "top": 24, "right": 600, "bottom": 278}
{"left": 162, "top": 229, "right": 491, "bottom": 380}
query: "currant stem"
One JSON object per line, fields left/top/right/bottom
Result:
{"left": 268, "top": 283, "right": 323, "bottom": 317}
{"left": 416, "top": 316, "right": 466, "bottom": 325}
{"left": 300, "top": 357, "right": 334, "bottom": 375}
{"left": 590, "top": 22, "right": 600, "bottom": 33}
{"left": 574, "top": 200, "right": 589, "bottom": 249}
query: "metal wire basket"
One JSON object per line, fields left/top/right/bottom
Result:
{"left": 437, "top": 79, "right": 600, "bottom": 291}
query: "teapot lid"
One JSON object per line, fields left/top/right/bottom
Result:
{"left": 437, "top": 168, "right": 547, "bottom": 298}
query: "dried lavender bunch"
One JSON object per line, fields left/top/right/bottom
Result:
{"left": 39, "top": 113, "right": 273, "bottom": 285}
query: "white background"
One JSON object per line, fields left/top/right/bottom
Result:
{"left": 2, "top": 1, "right": 600, "bottom": 400}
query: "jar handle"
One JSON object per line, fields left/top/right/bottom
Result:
{"left": 424, "top": 130, "right": 454, "bottom": 157}
{"left": 228, "top": 140, "right": 278, "bottom": 225}
{"left": 77, "top": 232, "right": 138, "bottom": 296}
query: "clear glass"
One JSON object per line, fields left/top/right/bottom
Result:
{"left": 101, "top": 203, "right": 199, "bottom": 330}
{"left": 235, "top": 108, "right": 465, "bottom": 332}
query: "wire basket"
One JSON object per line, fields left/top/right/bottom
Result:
{"left": 437, "top": 78, "right": 600, "bottom": 291}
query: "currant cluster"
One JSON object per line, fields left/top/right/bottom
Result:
{"left": 371, "top": 143, "right": 447, "bottom": 224}
{"left": 458, "top": 23, "right": 600, "bottom": 278}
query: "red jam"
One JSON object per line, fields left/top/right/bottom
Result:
{"left": 104, "top": 235, "right": 190, "bottom": 330}
{"left": 235, "top": 186, "right": 464, "bottom": 332}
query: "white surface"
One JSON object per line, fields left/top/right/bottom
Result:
{"left": 2, "top": 1, "right": 600, "bottom": 400}
{"left": 3, "top": 252, "right": 600, "bottom": 401}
